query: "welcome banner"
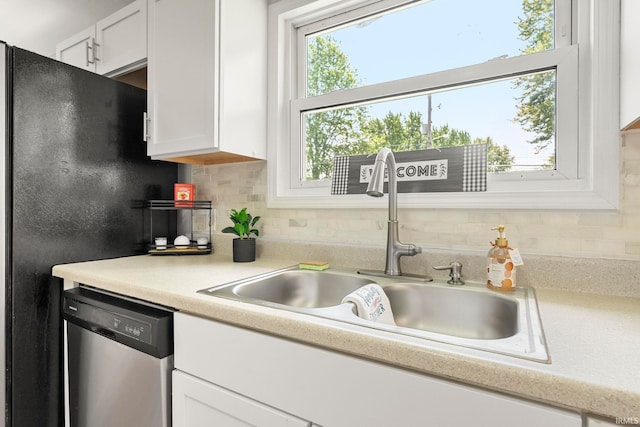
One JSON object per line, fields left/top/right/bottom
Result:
{"left": 331, "top": 144, "right": 487, "bottom": 195}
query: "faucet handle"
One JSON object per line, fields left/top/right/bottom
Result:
{"left": 432, "top": 261, "right": 464, "bottom": 285}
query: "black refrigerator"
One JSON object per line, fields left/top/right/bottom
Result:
{"left": 1, "top": 42, "right": 178, "bottom": 426}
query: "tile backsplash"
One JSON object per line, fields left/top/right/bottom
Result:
{"left": 192, "top": 132, "right": 640, "bottom": 263}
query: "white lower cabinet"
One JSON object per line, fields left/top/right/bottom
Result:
{"left": 173, "top": 370, "right": 310, "bottom": 427}
{"left": 588, "top": 416, "right": 629, "bottom": 426}
{"left": 174, "top": 313, "right": 581, "bottom": 427}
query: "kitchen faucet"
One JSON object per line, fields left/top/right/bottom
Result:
{"left": 358, "top": 148, "right": 431, "bottom": 281}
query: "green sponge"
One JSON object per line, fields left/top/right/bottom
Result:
{"left": 298, "top": 261, "right": 329, "bottom": 271}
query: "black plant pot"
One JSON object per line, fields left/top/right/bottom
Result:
{"left": 232, "top": 238, "right": 256, "bottom": 262}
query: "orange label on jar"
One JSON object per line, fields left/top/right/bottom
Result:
{"left": 487, "top": 257, "right": 516, "bottom": 290}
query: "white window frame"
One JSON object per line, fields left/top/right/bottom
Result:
{"left": 267, "top": 0, "right": 620, "bottom": 210}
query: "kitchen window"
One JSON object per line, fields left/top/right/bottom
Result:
{"left": 267, "top": 0, "right": 620, "bottom": 210}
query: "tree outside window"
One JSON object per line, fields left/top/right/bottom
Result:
{"left": 302, "top": 0, "right": 554, "bottom": 181}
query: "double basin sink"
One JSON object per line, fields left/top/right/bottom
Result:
{"left": 198, "top": 266, "right": 549, "bottom": 362}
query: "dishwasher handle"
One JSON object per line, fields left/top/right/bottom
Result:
{"left": 91, "top": 326, "right": 116, "bottom": 341}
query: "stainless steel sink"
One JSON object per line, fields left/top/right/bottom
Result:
{"left": 198, "top": 266, "right": 550, "bottom": 363}
{"left": 218, "top": 269, "right": 374, "bottom": 308}
{"left": 384, "top": 283, "right": 518, "bottom": 339}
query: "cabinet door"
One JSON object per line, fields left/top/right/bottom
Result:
{"left": 95, "top": 0, "right": 147, "bottom": 76}
{"left": 216, "top": 0, "right": 267, "bottom": 160}
{"left": 173, "top": 370, "right": 311, "bottom": 427}
{"left": 621, "top": 0, "right": 640, "bottom": 129}
{"left": 55, "top": 27, "right": 96, "bottom": 72}
{"left": 147, "top": 0, "right": 217, "bottom": 158}
{"left": 176, "top": 313, "right": 582, "bottom": 427}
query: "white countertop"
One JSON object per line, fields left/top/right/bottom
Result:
{"left": 52, "top": 252, "right": 640, "bottom": 420}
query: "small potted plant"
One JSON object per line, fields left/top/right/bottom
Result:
{"left": 222, "top": 208, "right": 261, "bottom": 262}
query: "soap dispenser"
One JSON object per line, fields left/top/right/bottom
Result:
{"left": 487, "top": 225, "right": 519, "bottom": 291}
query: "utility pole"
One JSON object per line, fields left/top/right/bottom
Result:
{"left": 421, "top": 94, "right": 433, "bottom": 148}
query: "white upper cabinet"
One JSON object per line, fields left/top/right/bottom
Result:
{"left": 55, "top": 27, "right": 96, "bottom": 73}
{"left": 56, "top": 0, "right": 147, "bottom": 77}
{"left": 95, "top": 0, "right": 147, "bottom": 76}
{"left": 621, "top": 0, "right": 640, "bottom": 130}
{"left": 145, "top": 0, "right": 267, "bottom": 164}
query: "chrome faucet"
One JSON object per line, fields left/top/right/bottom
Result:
{"left": 359, "top": 148, "right": 430, "bottom": 281}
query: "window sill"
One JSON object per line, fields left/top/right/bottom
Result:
{"left": 266, "top": 186, "right": 619, "bottom": 211}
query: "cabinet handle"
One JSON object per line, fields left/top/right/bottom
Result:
{"left": 86, "top": 38, "right": 99, "bottom": 65}
{"left": 92, "top": 40, "right": 100, "bottom": 62}
{"left": 143, "top": 112, "right": 151, "bottom": 142}
{"left": 85, "top": 41, "right": 91, "bottom": 66}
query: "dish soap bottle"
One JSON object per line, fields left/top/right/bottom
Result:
{"left": 487, "top": 225, "right": 520, "bottom": 291}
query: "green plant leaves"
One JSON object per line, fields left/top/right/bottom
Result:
{"left": 221, "top": 208, "right": 260, "bottom": 239}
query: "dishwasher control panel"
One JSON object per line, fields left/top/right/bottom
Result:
{"left": 65, "top": 299, "right": 153, "bottom": 344}
{"left": 63, "top": 286, "right": 174, "bottom": 358}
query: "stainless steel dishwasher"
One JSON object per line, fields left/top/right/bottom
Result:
{"left": 62, "top": 286, "right": 174, "bottom": 427}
